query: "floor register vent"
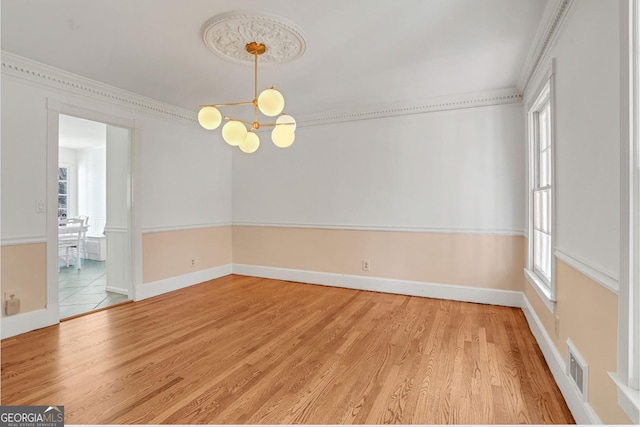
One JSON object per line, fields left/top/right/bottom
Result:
{"left": 566, "top": 339, "right": 588, "bottom": 400}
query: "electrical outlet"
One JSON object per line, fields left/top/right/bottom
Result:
{"left": 4, "top": 291, "right": 20, "bottom": 316}
{"left": 191, "top": 258, "right": 196, "bottom": 267}
{"left": 554, "top": 315, "right": 560, "bottom": 337}
{"left": 362, "top": 259, "right": 370, "bottom": 272}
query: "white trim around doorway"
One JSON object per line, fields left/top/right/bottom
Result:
{"left": 46, "top": 99, "right": 142, "bottom": 324}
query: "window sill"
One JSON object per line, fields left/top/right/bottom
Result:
{"left": 524, "top": 268, "right": 556, "bottom": 314}
{"left": 608, "top": 372, "right": 640, "bottom": 424}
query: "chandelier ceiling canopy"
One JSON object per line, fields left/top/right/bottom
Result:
{"left": 197, "top": 12, "right": 306, "bottom": 154}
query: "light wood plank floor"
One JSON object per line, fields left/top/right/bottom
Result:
{"left": 1, "top": 275, "right": 574, "bottom": 424}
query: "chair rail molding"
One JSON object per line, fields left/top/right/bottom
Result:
{"left": 142, "top": 222, "right": 232, "bottom": 234}
{"left": 554, "top": 248, "right": 620, "bottom": 294}
{"left": 1, "top": 236, "right": 48, "bottom": 246}
{"left": 231, "top": 221, "right": 526, "bottom": 237}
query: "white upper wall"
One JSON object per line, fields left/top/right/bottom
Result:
{"left": 526, "top": 0, "right": 620, "bottom": 279}
{"left": 0, "top": 66, "right": 233, "bottom": 242}
{"left": 232, "top": 103, "right": 525, "bottom": 234}
{"left": 140, "top": 116, "right": 233, "bottom": 230}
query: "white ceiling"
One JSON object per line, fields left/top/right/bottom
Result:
{"left": 1, "top": 0, "right": 547, "bottom": 117}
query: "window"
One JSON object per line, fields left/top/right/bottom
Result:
{"left": 533, "top": 97, "right": 552, "bottom": 285}
{"left": 526, "top": 70, "right": 556, "bottom": 311}
{"left": 58, "top": 166, "right": 69, "bottom": 219}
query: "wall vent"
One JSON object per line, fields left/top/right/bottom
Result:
{"left": 566, "top": 339, "right": 589, "bottom": 400}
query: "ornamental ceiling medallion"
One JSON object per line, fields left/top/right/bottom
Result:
{"left": 202, "top": 11, "right": 307, "bottom": 66}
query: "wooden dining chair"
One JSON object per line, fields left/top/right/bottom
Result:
{"left": 76, "top": 215, "right": 89, "bottom": 259}
{"left": 58, "top": 218, "right": 85, "bottom": 270}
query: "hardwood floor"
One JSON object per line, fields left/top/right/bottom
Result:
{"left": 1, "top": 275, "right": 574, "bottom": 424}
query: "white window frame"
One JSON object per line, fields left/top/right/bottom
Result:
{"left": 58, "top": 165, "right": 69, "bottom": 219}
{"left": 610, "top": 0, "right": 640, "bottom": 423}
{"left": 525, "top": 62, "right": 557, "bottom": 314}
{"left": 58, "top": 161, "right": 77, "bottom": 219}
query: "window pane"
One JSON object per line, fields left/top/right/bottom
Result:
{"left": 546, "top": 189, "right": 552, "bottom": 234}
{"left": 534, "top": 189, "right": 551, "bottom": 233}
{"left": 541, "top": 189, "right": 549, "bottom": 233}
{"left": 534, "top": 230, "right": 542, "bottom": 270}
{"left": 533, "top": 228, "right": 552, "bottom": 286}
{"left": 542, "top": 232, "right": 548, "bottom": 275}
{"left": 539, "top": 102, "right": 551, "bottom": 151}
{"left": 58, "top": 209, "right": 67, "bottom": 219}
{"left": 539, "top": 149, "right": 551, "bottom": 188}
{"left": 543, "top": 102, "right": 552, "bottom": 148}
{"left": 58, "top": 181, "right": 67, "bottom": 195}
{"left": 534, "top": 191, "right": 541, "bottom": 230}
{"left": 539, "top": 240, "right": 545, "bottom": 274}
{"left": 539, "top": 109, "right": 549, "bottom": 151}
{"left": 541, "top": 232, "right": 552, "bottom": 282}
{"left": 58, "top": 195, "right": 67, "bottom": 208}
{"left": 544, "top": 150, "right": 551, "bottom": 186}
{"left": 58, "top": 167, "right": 67, "bottom": 181}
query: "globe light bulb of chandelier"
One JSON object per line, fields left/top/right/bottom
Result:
{"left": 272, "top": 124, "right": 295, "bottom": 148}
{"left": 258, "top": 88, "right": 285, "bottom": 117}
{"left": 197, "top": 106, "right": 222, "bottom": 130}
{"left": 276, "top": 114, "right": 296, "bottom": 132}
{"left": 222, "top": 121, "right": 247, "bottom": 146}
{"left": 239, "top": 132, "right": 260, "bottom": 154}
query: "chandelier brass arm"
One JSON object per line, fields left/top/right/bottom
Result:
{"left": 219, "top": 116, "right": 295, "bottom": 130}
{"left": 197, "top": 41, "right": 297, "bottom": 154}
{"left": 198, "top": 101, "right": 255, "bottom": 108}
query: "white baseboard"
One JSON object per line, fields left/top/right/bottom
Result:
{"left": 234, "top": 263, "right": 605, "bottom": 424}
{"left": 1, "top": 304, "right": 60, "bottom": 339}
{"left": 135, "top": 264, "right": 232, "bottom": 301}
{"left": 0, "top": 263, "right": 608, "bottom": 425}
{"left": 232, "top": 264, "right": 522, "bottom": 307}
{"left": 520, "top": 294, "right": 602, "bottom": 424}
{"left": 105, "top": 285, "right": 128, "bottom": 295}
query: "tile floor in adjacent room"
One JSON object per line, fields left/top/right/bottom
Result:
{"left": 58, "top": 259, "right": 129, "bottom": 319}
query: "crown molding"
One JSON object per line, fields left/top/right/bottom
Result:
{"left": 517, "top": 0, "right": 575, "bottom": 95}
{"left": 1, "top": 51, "right": 522, "bottom": 129}
{"left": 295, "top": 88, "right": 523, "bottom": 128}
{"left": 1, "top": 51, "right": 197, "bottom": 123}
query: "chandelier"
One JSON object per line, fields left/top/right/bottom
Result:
{"left": 197, "top": 42, "right": 296, "bottom": 154}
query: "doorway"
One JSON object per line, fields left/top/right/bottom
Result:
{"left": 57, "top": 114, "right": 131, "bottom": 318}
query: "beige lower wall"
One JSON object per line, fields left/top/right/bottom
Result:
{"left": 524, "top": 259, "right": 631, "bottom": 424}
{"left": 142, "top": 226, "right": 232, "bottom": 283}
{"left": 232, "top": 226, "right": 525, "bottom": 291}
{"left": 5, "top": 228, "right": 629, "bottom": 423}
{"left": 0, "top": 243, "right": 47, "bottom": 316}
